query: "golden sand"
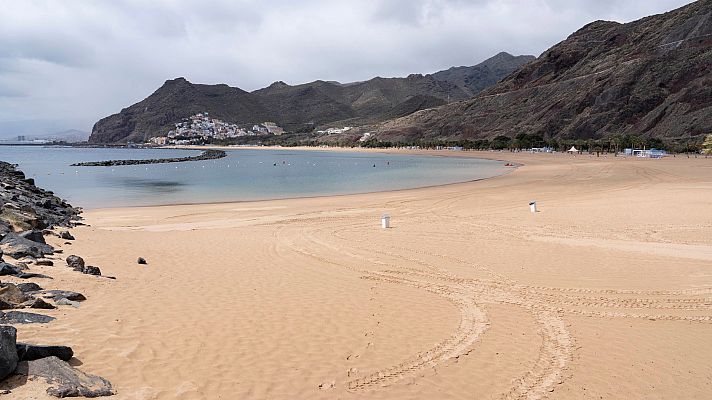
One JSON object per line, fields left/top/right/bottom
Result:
{"left": 8, "top": 151, "right": 712, "bottom": 399}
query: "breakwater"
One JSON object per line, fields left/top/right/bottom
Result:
{"left": 71, "top": 149, "right": 226, "bottom": 167}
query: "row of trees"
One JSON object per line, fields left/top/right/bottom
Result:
{"left": 203, "top": 131, "right": 711, "bottom": 154}
{"left": 360, "top": 133, "right": 708, "bottom": 154}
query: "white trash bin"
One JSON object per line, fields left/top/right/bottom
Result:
{"left": 529, "top": 201, "right": 537, "bottom": 213}
{"left": 381, "top": 214, "right": 390, "bottom": 229}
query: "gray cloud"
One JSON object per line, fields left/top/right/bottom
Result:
{"left": 0, "top": 0, "right": 695, "bottom": 136}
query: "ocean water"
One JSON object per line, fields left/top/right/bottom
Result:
{"left": 0, "top": 146, "right": 507, "bottom": 209}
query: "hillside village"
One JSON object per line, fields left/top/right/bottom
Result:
{"left": 148, "top": 112, "right": 285, "bottom": 145}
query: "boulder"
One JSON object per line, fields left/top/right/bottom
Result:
{"left": 14, "top": 356, "right": 114, "bottom": 398}
{"left": 84, "top": 266, "right": 101, "bottom": 276}
{"left": 65, "top": 255, "right": 85, "bottom": 272}
{"left": 55, "top": 298, "right": 80, "bottom": 308}
{"left": 16, "top": 343, "right": 73, "bottom": 362}
{"left": 0, "top": 262, "right": 21, "bottom": 276}
{"left": 0, "top": 284, "right": 30, "bottom": 305}
{"left": 0, "top": 326, "right": 18, "bottom": 381}
{"left": 19, "top": 230, "right": 46, "bottom": 244}
{"left": 59, "top": 231, "right": 75, "bottom": 240}
{"left": 0, "top": 233, "right": 53, "bottom": 258}
{"left": 0, "top": 311, "right": 55, "bottom": 324}
{"left": 35, "top": 259, "right": 54, "bottom": 266}
{"left": 0, "top": 300, "right": 14, "bottom": 310}
{"left": 17, "top": 282, "right": 42, "bottom": 293}
{"left": 137, "top": 257, "right": 147, "bottom": 265}
{"left": 42, "top": 290, "right": 86, "bottom": 302}
{"left": 27, "top": 298, "right": 55, "bottom": 310}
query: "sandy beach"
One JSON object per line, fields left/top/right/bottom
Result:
{"left": 8, "top": 150, "right": 712, "bottom": 399}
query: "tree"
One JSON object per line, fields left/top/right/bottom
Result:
{"left": 703, "top": 134, "right": 712, "bottom": 155}
{"left": 492, "top": 135, "right": 512, "bottom": 150}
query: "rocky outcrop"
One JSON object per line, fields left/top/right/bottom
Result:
{"left": 375, "top": 0, "right": 712, "bottom": 143}
{"left": 0, "top": 163, "right": 115, "bottom": 396}
{"left": 15, "top": 356, "right": 115, "bottom": 398}
{"left": 71, "top": 149, "right": 227, "bottom": 167}
{"left": 0, "top": 162, "right": 80, "bottom": 231}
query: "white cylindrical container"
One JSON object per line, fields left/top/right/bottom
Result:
{"left": 529, "top": 201, "right": 537, "bottom": 213}
{"left": 381, "top": 214, "right": 390, "bottom": 229}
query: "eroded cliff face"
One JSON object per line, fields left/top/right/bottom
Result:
{"left": 376, "top": 0, "right": 712, "bottom": 142}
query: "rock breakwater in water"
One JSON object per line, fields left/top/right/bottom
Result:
{"left": 71, "top": 149, "right": 226, "bottom": 166}
{"left": 0, "top": 161, "right": 115, "bottom": 397}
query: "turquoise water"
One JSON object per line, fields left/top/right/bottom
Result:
{"left": 0, "top": 146, "right": 507, "bottom": 209}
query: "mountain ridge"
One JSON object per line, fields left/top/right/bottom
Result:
{"left": 372, "top": 0, "right": 712, "bottom": 143}
{"left": 89, "top": 52, "right": 534, "bottom": 143}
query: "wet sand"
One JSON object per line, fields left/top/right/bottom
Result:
{"left": 10, "top": 151, "right": 712, "bottom": 399}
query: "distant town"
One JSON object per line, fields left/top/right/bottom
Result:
{"left": 148, "top": 112, "right": 286, "bottom": 145}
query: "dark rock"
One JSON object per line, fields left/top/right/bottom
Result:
{"left": 137, "top": 257, "right": 147, "bottom": 265}
{"left": 35, "top": 259, "right": 54, "bottom": 266}
{"left": 0, "top": 233, "right": 54, "bottom": 259}
{"left": 0, "top": 311, "right": 55, "bottom": 324}
{"left": 0, "top": 221, "right": 11, "bottom": 240}
{"left": 19, "top": 230, "right": 46, "bottom": 244}
{"left": 72, "top": 149, "right": 227, "bottom": 167}
{"left": 15, "top": 356, "right": 114, "bottom": 397}
{"left": 17, "top": 282, "right": 42, "bottom": 293}
{"left": 43, "top": 290, "right": 86, "bottom": 302}
{"left": 0, "top": 325, "right": 18, "bottom": 381}
{"left": 0, "top": 300, "right": 14, "bottom": 310}
{"left": 59, "top": 231, "right": 75, "bottom": 240}
{"left": 15, "top": 272, "right": 52, "bottom": 279}
{"left": 65, "top": 255, "right": 85, "bottom": 272}
{"left": 84, "top": 266, "right": 101, "bottom": 276}
{"left": 0, "top": 262, "right": 21, "bottom": 276}
{"left": 0, "top": 284, "right": 29, "bottom": 305}
{"left": 16, "top": 343, "right": 73, "bottom": 362}
{"left": 0, "top": 162, "right": 80, "bottom": 230}
{"left": 28, "top": 298, "right": 55, "bottom": 309}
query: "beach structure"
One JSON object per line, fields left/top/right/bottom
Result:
{"left": 529, "top": 201, "right": 537, "bottom": 213}
{"left": 623, "top": 148, "right": 667, "bottom": 158}
{"left": 567, "top": 146, "right": 578, "bottom": 153}
{"left": 381, "top": 214, "right": 390, "bottom": 229}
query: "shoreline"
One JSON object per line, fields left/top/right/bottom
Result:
{"left": 4, "top": 151, "right": 712, "bottom": 399}
{"left": 71, "top": 152, "right": 712, "bottom": 399}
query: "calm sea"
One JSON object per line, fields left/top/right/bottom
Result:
{"left": 0, "top": 146, "right": 507, "bottom": 209}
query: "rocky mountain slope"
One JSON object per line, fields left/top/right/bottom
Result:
{"left": 431, "top": 52, "right": 535, "bottom": 96}
{"left": 374, "top": 0, "right": 712, "bottom": 143}
{"left": 89, "top": 52, "right": 533, "bottom": 143}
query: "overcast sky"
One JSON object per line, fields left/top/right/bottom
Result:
{"left": 0, "top": 0, "right": 694, "bottom": 136}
